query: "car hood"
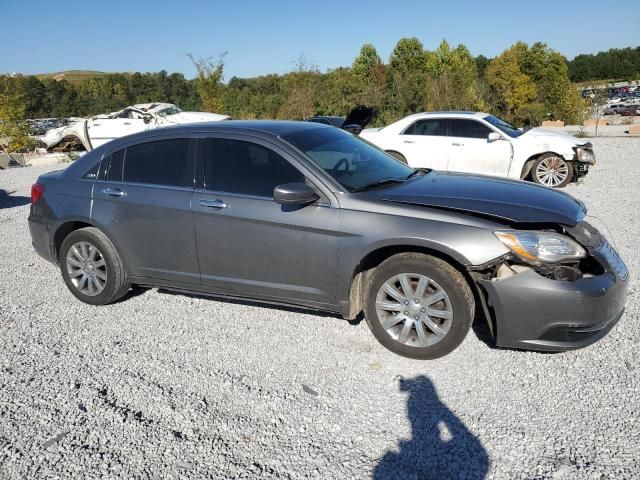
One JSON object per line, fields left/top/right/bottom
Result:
{"left": 522, "top": 127, "right": 584, "bottom": 145}
{"left": 343, "top": 106, "right": 376, "bottom": 129}
{"left": 374, "top": 171, "right": 586, "bottom": 226}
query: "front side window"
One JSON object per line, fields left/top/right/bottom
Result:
{"left": 122, "top": 138, "right": 195, "bottom": 187}
{"left": 403, "top": 119, "right": 447, "bottom": 136}
{"left": 204, "top": 138, "right": 305, "bottom": 197}
{"left": 449, "top": 119, "right": 493, "bottom": 139}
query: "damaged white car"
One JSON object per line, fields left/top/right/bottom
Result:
{"left": 43, "top": 103, "right": 230, "bottom": 151}
{"left": 360, "top": 112, "right": 596, "bottom": 188}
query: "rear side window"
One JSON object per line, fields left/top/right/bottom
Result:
{"left": 204, "top": 138, "right": 304, "bottom": 197}
{"left": 82, "top": 162, "right": 100, "bottom": 180}
{"left": 122, "top": 138, "right": 195, "bottom": 187}
{"left": 403, "top": 119, "right": 448, "bottom": 136}
{"left": 449, "top": 119, "right": 492, "bottom": 139}
{"left": 104, "top": 149, "right": 124, "bottom": 182}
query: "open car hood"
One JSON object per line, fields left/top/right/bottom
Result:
{"left": 343, "top": 106, "right": 376, "bottom": 130}
{"left": 375, "top": 171, "right": 586, "bottom": 226}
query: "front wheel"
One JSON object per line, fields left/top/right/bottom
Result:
{"left": 363, "top": 253, "right": 474, "bottom": 360}
{"left": 531, "top": 154, "right": 573, "bottom": 188}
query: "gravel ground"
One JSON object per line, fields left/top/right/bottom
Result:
{"left": 1, "top": 138, "right": 639, "bottom": 480}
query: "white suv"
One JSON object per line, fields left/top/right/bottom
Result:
{"left": 360, "top": 112, "right": 595, "bottom": 188}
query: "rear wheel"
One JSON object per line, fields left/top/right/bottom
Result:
{"left": 60, "top": 227, "right": 129, "bottom": 305}
{"left": 531, "top": 153, "right": 573, "bottom": 188}
{"left": 363, "top": 253, "right": 474, "bottom": 359}
{"left": 386, "top": 150, "right": 408, "bottom": 164}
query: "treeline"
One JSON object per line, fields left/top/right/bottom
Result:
{"left": 4, "top": 40, "right": 639, "bottom": 128}
{"left": 568, "top": 47, "right": 640, "bottom": 83}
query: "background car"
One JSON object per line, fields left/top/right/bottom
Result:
{"left": 359, "top": 112, "right": 595, "bottom": 188}
{"left": 604, "top": 104, "right": 630, "bottom": 115}
{"left": 43, "top": 102, "right": 230, "bottom": 151}
{"left": 306, "top": 105, "right": 376, "bottom": 135}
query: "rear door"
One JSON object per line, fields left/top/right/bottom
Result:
{"left": 191, "top": 135, "right": 340, "bottom": 307}
{"left": 91, "top": 137, "right": 200, "bottom": 285}
{"left": 446, "top": 119, "right": 512, "bottom": 177}
{"left": 397, "top": 118, "right": 449, "bottom": 169}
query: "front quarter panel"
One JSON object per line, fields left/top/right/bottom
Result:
{"left": 335, "top": 198, "right": 509, "bottom": 304}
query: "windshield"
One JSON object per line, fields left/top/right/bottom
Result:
{"left": 282, "top": 127, "right": 414, "bottom": 192}
{"left": 155, "top": 105, "right": 182, "bottom": 117}
{"left": 483, "top": 115, "right": 523, "bottom": 138}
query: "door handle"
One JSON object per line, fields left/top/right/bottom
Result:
{"left": 102, "top": 188, "right": 125, "bottom": 197}
{"left": 123, "top": 122, "right": 131, "bottom": 125}
{"left": 200, "top": 199, "right": 228, "bottom": 209}
{"left": 403, "top": 140, "right": 415, "bottom": 144}
{"left": 451, "top": 142, "right": 464, "bottom": 147}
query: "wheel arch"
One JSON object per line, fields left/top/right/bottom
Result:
{"left": 520, "top": 151, "right": 565, "bottom": 179}
{"left": 341, "top": 244, "right": 479, "bottom": 322}
{"left": 52, "top": 219, "right": 125, "bottom": 267}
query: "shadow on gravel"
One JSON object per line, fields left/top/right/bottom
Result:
{"left": 374, "top": 376, "right": 489, "bottom": 480}
{"left": 0, "top": 189, "right": 30, "bottom": 209}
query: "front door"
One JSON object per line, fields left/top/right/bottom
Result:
{"left": 191, "top": 136, "right": 340, "bottom": 308}
{"left": 91, "top": 137, "right": 200, "bottom": 284}
{"left": 446, "top": 119, "right": 512, "bottom": 177}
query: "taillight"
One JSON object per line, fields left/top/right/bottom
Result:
{"left": 31, "top": 183, "right": 45, "bottom": 203}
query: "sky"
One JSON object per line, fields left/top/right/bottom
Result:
{"left": 1, "top": 0, "right": 639, "bottom": 79}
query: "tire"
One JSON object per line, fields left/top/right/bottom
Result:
{"left": 531, "top": 153, "right": 574, "bottom": 188}
{"left": 363, "top": 253, "right": 474, "bottom": 360}
{"left": 59, "top": 227, "right": 129, "bottom": 305}
{"left": 386, "top": 150, "right": 408, "bottom": 164}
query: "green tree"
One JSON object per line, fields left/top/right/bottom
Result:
{"left": 188, "top": 52, "right": 227, "bottom": 113}
{"left": 0, "top": 76, "right": 37, "bottom": 152}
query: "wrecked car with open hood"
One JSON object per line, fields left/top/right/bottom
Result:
{"left": 43, "top": 102, "right": 230, "bottom": 151}
{"left": 29, "top": 121, "right": 628, "bottom": 359}
{"left": 306, "top": 105, "right": 376, "bottom": 135}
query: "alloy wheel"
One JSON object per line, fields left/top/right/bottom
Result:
{"left": 66, "top": 241, "right": 107, "bottom": 296}
{"left": 375, "top": 273, "right": 453, "bottom": 347}
{"left": 535, "top": 156, "right": 569, "bottom": 187}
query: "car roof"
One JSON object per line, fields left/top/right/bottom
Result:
{"left": 112, "top": 120, "right": 330, "bottom": 143}
{"left": 402, "top": 111, "right": 490, "bottom": 120}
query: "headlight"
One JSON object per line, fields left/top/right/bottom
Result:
{"left": 575, "top": 147, "right": 596, "bottom": 164}
{"left": 494, "top": 230, "right": 587, "bottom": 264}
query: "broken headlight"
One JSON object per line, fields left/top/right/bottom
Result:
{"left": 494, "top": 230, "right": 587, "bottom": 265}
{"left": 575, "top": 146, "right": 596, "bottom": 164}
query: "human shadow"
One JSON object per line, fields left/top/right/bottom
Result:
{"left": 0, "top": 189, "right": 30, "bottom": 209}
{"left": 374, "top": 375, "right": 489, "bottom": 480}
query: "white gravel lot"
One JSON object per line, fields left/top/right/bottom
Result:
{"left": 1, "top": 138, "right": 639, "bottom": 480}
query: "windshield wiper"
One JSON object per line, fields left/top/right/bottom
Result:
{"left": 351, "top": 178, "right": 406, "bottom": 192}
{"left": 406, "top": 168, "right": 430, "bottom": 180}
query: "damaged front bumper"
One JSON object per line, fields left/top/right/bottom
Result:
{"left": 476, "top": 225, "right": 629, "bottom": 352}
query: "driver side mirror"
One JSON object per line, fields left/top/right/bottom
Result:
{"left": 274, "top": 183, "right": 319, "bottom": 205}
{"left": 487, "top": 132, "right": 502, "bottom": 142}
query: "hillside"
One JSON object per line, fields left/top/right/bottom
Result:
{"left": 35, "top": 70, "right": 129, "bottom": 84}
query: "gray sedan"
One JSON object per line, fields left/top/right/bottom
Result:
{"left": 28, "top": 121, "right": 629, "bottom": 359}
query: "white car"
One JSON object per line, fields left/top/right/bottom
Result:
{"left": 360, "top": 112, "right": 596, "bottom": 188}
{"left": 43, "top": 103, "right": 230, "bottom": 152}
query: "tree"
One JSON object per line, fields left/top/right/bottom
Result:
{"left": 187, "top": 52, "right": 227, "bottom": 113}
{"left": 0, "top": 76, "right": 37, "bottom": 152}
{"left": 485, "top": 45, "right": 538, "bottom": 124}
